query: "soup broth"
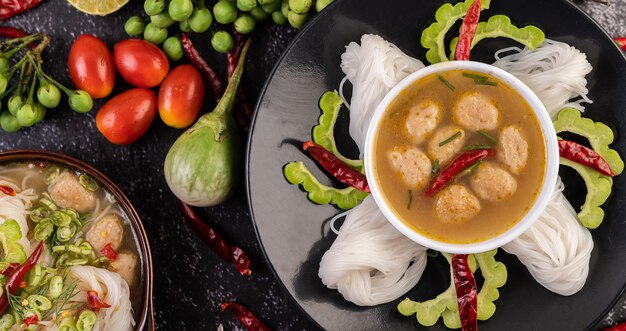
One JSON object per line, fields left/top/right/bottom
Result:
{"left": 0, "top": 161, "right": 143, "bottom": 329}
{"left": 373, "top": 69, "right": 546, "bottom": 244}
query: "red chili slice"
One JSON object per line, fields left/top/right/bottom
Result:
{"left": 23, "top": 314, "right": 39, "bottom": 326}
{"left": 0, "top": 184, "right": 16, "bottom": 196}
{"left": 100, "top": 243, "right": 117, "bottom": 261}
{"left": 87, "top": 290, "right": 111, "bottom": 310}
{"left": 615, "top": 37, "right": 626, "bottom": 51}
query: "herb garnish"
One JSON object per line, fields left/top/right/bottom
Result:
{"left": 462, "top": 72, "right": 498, "bottom": 86}
{"left": 438, "top": 75, "right": 455, "bottom": 91}
{"left": 477, "top": 130, "right": 497, "bottom": 144}
{"left": 432, "top": 159, "right": 440, "bottom": 175}
{"left": 439, "top": 131, "right": 462, "bottom": 147}
{"left": 463, "top": 144, "right": 492, "bottom": 151}
{"left": 407, "top": 190, "right": 413, "bottom": 210}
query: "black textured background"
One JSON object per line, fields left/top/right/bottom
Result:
{"left": 0, "top": 0, "right": 623, "bottom": 330}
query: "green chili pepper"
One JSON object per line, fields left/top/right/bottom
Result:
{"left": 48, "top": 276, "right": 63, "bottom": 299}
{"left": 59, "top": 316, "right": 78, "bottom": 331}
{"left": 76, "top": 310, "right": 97, "bottom": 331}
{"left": 27, "top": 294, "right": 52, "bottom": 311}
{"left": 0, "top": 314, "right": 14, "bottom": 331}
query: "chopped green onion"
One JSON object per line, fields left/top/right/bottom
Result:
{"left": 44, "top": 166, "right": 60, "bottom": 185}
{"left": 76, "top": 310, "right": 97, "bottom": 331}
{"left": 462, "top": 72, "right": 489, "bottom": 80}
{"left": 27, "top": 295, "right": 52, "bottom": 311}
{"left": 432, "top": 159, "right": 440, "bottom": 175}
{"left": 437, "top": 75, "right": 455, "bottom": 91}
{"left": 47, "top": 276, "right": 63, "bottom": 299}
{"left": 439, "top": 131, "right": 462, "bottom": 147}
{"left": 463, "top": 144, "right": 492, "bottom": 151}
{"left": 407, "top": 190, "right": 413, "bottom": 210}
{"left": 477, "top": 130, "right": 497, "bottom": 144}
{"left": 39, "top": 198, "right": 57, "bottom": 211}
{"left": 475, "top": 80, "right": 498, "bottom": 86}
{"left": 79, "top": 174, "right": 99, "bottom": 192}
{"left": 459, "top": 161, "right": 483, "bottom": 178}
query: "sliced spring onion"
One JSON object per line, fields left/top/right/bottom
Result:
{"left": 462, "top": 72, "right": 497, "bottom": 86}
{"left": 463, "top": 144, "right": 492, "bottom": 151}
{"left": 78, "top": 174, "right": 99, "bottom": 192}
{"left": 475, "top": 80, "right": 497, "bottom": 86}
{"left": 44, "top": 166, "right": 60, "bottom": 185}
{"left": 407, "top": 190, "right": 413, "bottom": 210}
{"left": 433, "top": 159, "right": 440, "bottom": 174}
{"left": 438, "top": 75, "right": 455, "bottom": 91}
{"left": 439, "top": 131, "right": 462, "bottom": 147}
{"left": 477, "top": 130, "right": 497, "bottom": 144}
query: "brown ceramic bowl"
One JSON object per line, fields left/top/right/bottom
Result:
{"left": 0, "top": 150, "right": 154, "bottom": 330}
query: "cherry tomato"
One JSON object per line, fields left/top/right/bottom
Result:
{"left": 68, "top": 34, "right": 115, "bottom": 99}
{"left": 96, "top": 88, "right": 157, "bottom": 144}
{"left": 113, "top": 39, "right": 169, "bottom": 88}
{"left": 158, "top": 65, "right": 204, "bottom": 128}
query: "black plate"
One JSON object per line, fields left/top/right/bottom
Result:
{"left": 246, "top": 0, "right": 626, "bottom": 329}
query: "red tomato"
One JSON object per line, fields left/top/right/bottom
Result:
{"left": 158, "top": 65, "right": 204, "bottom": 128}
{"left": 113, "top": 39, "right": 169, "bottom": 88}
{"left": 68, "top": 34, "right": 115, "bottom": 99}
{"left": 96, "top": 89, "right": 157, "bottom": 144}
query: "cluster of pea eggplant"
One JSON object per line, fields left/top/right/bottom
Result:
{"left": 125, "top": 0, "right": 334, "bottom": 59}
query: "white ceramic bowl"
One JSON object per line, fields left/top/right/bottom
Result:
{"left": 363, "top": 60, "right": 559, "bottom": 254}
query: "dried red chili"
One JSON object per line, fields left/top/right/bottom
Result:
{"left": 425, "top": 149, "right": 494, "bottom": 196}
{"left": 454, "top": 0, "right": 482, "bottom": 61}
{"left": 100, "top": 243, "right": 117, "bottom": 261}
{"left": 615, "top": 37, "right": 626, "bottom": 51}
{"left": 451, "top": 254, "right": 478, "bottom": 331}
{"left": 0, "top": 184, "right": 16, "bottom": 196}
{"left": 0, "top": 0, "right": 45, "bottom": 20}
{"left": 0, "top": 263, "right": 17, "bottom": 276}
{"left": 303, "top": 141, "right": 370, "bottom": 193}
{"left": 23, "top": 314, "right": 39, "bottom": 326}
{"left": 0, "top": 26, "right": 28, "bottom": 38}
{"left": 0, "top": 241, "right": 43, "bottom": 314}
{"left": 605, "top": 321, "right": 626, "bottom": 331}
{"left": 87, "top": 290, "right": 111, "bottom": 310}
{"left": 221, "top": 302, "right": 272, "bottom": 331}
{"left": 181, "top": 33, "right": 224, "bottom": 103}
{"left": 559, "top": 139, "right": 615, "bottom": 177}
{"left": 178, "top": 201, "right": 252, "bottom": 276}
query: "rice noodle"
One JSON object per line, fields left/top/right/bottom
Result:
{"left": 492, "top": 39, "right": 593, "bottom": 118}
{"left": 341, "top": 34, "right": 425, "bottom": 151}
{"left": 70, "top": 266, "right": 135, "bottom": 331}
{"left": 502, "top": 177, "right": 593, "bottom": 296}
{"left": 319, "top": 196, "right": 428, "bottom": 306}
{"left": 0, "top": 178, "right": 37, "bottom": 255}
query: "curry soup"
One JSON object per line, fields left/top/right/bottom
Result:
{"left": 372, "top": 69, "right": 546, "bottom": 244}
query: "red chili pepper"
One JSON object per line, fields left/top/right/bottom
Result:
{"left": 425, "top": 149, "right": 494, "bottom": 196}
{"left": 451, "top": 254, "right": 478, "bottom": 331}
{"left": 302, "top": 141, "right": 370, "bottom": 193}
{"left": 0, "top": 26, "right": 28, "bottom": 38}
{"left": 558, "top": 140, "right": 615, "bottom": 177}
{"left": 0, "top": 263, "right": 17, "bottom": 276}
{"left": 221, "top": 302, "right": 272, "bottom": 331}
{"left": 100, "top": 243, "right": 117, "bottom": 261}
{"left": 23, "top": 314, "right": 39, "bottom": 326}
{"left": 0, "top": 0, "right": 45, "bottom": 20}
{"left": 454, "top": 0, "right": 482, "bottom": 61}
{"left": 178, "top": 201, "right": 252, "bottom": 276}
{"left": 181, "top": 33, "right": 225, "bottom": 103}
{"left": 615, "top": 37, "right": 626, "bottom": 51}
{"left": 0, "top": 184, "right": 16, "bottom": 196}
{"left": 87, "top": 290, "right": 111, "bottom": 310}
{"left": 0, "top": 241, "right": 43, "bottom": 314}
{"left": 605, "top": 321, "right": 626, "bottom": 331}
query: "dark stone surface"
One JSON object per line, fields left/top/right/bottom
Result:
{"left": 0, "top": 0, "right": 623, "bottom": 330}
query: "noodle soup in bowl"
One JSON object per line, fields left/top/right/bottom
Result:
{"left": 0, "top": 150, "right": 154, "bottom": 330}
{"left": 364, "top": 61, "right": 559, "bottom": 254}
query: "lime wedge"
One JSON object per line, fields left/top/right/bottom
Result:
{"left": 66, "top": 0, "right": 129, "bottom": 16}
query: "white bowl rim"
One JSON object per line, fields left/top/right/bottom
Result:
{"left": 363, "top": 60, "right": 559, "bottom": 254}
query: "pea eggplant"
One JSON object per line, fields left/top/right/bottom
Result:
{"left": 164, "top": 40, "right": 251, "bottom": 207}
